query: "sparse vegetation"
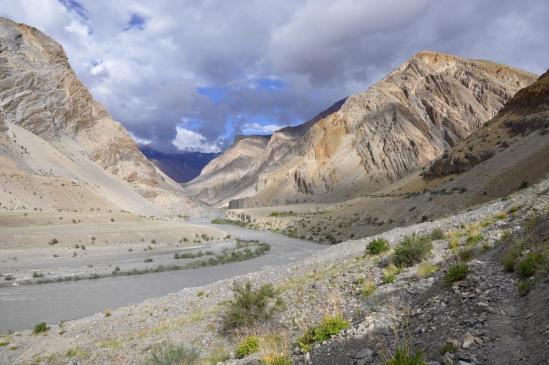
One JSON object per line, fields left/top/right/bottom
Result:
{"left": 222, "top": 281, "right": 284, "bottom": 331}
{"left": 458, "top": 246, "right": 477, "bottom": 261}
{"left": 145, "top": 343, "right": 199, "bottom": 365}
{"left": 444, "top": 263, "right": 469, "bottom": 285}
{"left": 383, "top": 265, "right": 401, "bottom": 284}
{"left": 430, "top": 228, "right": 445, "bottom": 240}
{"left": 392, "top": 234, "right": 433, "bottom": 268}
{"left": 174, "top": 250, "right": 213, "bottom": 259}
{"left": 296, "top": 315, "right": 349, "bottom": 352}
{"left": 439, "top": 342, "right": 458, "bottom": 355}
{"left": 367, "top": 238, "right": 390, "bottom": 255}
{"left": 501, "top": 213, "right": 549, "bottom": 295}
{"left": 518, "top": 280, "right": 532, "bottom": 297}
{"left": 211, "top": 218, "right": 248, "bottom": 227}
{"left": 465, "top": 233, "right": 484, "bottom": 245}
{"left": 236, "top": 336, "right": 260, "bottom": 358}
{"left": 260, "top": 355, "right": 292, "bottom": 365}
{"left": 416, "top": 261, "right": 438, "bottom": 279}
{"left": 382, "top": 347, "right": 426, "bottom": 365}
{"left": 362, "top": 281, "right": 376, "bottom": 297}
{"left": 33, "top": 322, "right": 49, "bottom": 334}
{"left": 516, "top": 252, "right": 544, "bottom": 278}
{"left": 270, "top": 211, "right": 297, "bottom": 217}
{"left": 48, "top": 238, "right": 58, "bottom": 245}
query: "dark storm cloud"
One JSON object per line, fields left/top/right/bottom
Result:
{"left": 0, "top": 0, "right": 547, "bottom": 152}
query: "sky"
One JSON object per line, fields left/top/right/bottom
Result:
{"left": 1, "top": 0, "right": 547, "bottom": 153}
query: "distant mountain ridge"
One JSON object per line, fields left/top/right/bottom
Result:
{"left": 185, "top": 51, "right": 537, "bottom": 208}
{"left": 140, "top": 146, "right": 218, "bottom": 183}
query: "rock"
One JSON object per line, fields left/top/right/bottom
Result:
{"left": 354, "top": 348, "right": 374, "bottom": 362}
{"left": 442, "top": 353, "right": 454, "bottom": 365}
{"left": 447, "top": 338, "right": 460, "bottom": 349}
{"left": 462, "top": 332, "right": 475, "bottom": 349}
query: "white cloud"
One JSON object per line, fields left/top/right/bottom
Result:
{"left": 128, "top": 131, "right": 151, "bottom": 146}
{"left": 0, "top": 0, "right": 547, "bottom": 153}
{"left": 172, "top": 126, "right": 221, "bottom": 153}
{"left": 241, "top": 122, "right": 282, "bottom": 135}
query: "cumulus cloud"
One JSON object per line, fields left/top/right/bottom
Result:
{"left": 0, "top": 0, "right": 547, "bottom": 152}
{"left": 172, "top": 126, "right": 221, "bottom": 153}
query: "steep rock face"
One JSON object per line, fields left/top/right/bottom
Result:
{"left": 186, "top": 51, "right": 536, "bottom": 207}
{"left": 425, "top": 69, "right": 549, "bottom": 177}
{"left": 183, "top": 135, "right": 271, "bottom": 204}
{"left": 0, "top": 17, "right": 214, "bottom": 217}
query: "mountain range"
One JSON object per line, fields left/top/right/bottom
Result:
{"left": 184, "top": 51, "right": 536, "bottom": 208}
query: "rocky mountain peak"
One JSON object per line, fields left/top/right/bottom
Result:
{"left": 0, "top": 17, "right": 214, "bottom": 217}
{"left": 186, "top": 51, "right": 537, "bottom": 208}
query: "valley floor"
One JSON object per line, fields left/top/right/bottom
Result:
{"left": 0, "top": 178, "right": 547, "bottom": 364}
{"left": 0, "top": 221, "right": 322, "bottom": 333}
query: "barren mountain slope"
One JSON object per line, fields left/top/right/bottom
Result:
{"left": 186, "top": 51, "right": 536, "bottom": 208}
{"left": 425, "top": 69, "right": 549, "bottom": 178}
{"left": 183, "top": 134, "right": 271, "bottom": 204}
{"left": 225, "top": 70, "right": 549, "bottom": 244}
{"left": 0, "top": 17, "right": 214, "bottom": 217}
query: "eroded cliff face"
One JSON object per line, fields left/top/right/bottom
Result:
{"left": 425, "top": 69, "right": 549, "bottom": 178}
{"left": 186, "top": 51, "right": 536, "bottom": 208}
{"left": 0, "top": 17, "right": 214, "bottom": 217}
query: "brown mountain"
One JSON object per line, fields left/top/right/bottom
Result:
{"left": 0, "top": 17, "right": 215, "bottom": 217}
{"left": 223, "top": 71, "right": 549, "bottom": 244}
{"left": 185, "top": 51, "right": 536, "bottom": 208}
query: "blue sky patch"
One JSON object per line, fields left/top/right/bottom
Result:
{"left": 58, "top": 0, "right": 88, "bottom": 20}
{"left": 255, "top": 78, "right": 285, "bottom": 91}
{"left": 125, "top": 13, "right": 146, "bottom": 31}
{"left": 197, "top": 86, "right": 226, "bottom": 103}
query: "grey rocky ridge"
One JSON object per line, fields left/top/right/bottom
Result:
{"left": 185, "top": 51, "right": 536, "bottom": 208}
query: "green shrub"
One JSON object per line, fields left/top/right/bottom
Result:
{"left": 439, "top": 342, "right": 457, "bottom": 355}
{"left": 222, "top": 281, "right": 283, "bottom": 331}
{"left": 416, "top": 262, "right": 438, "bottom": 279}
{"left": 458, "top": 246, "right": 477, "bottom": 261}
{"left": 296, "top": 315, "right": 349, "bottom": 352}
{"left": 33, "top": 322, "right": 49, "bottom": 334}
{"left": 444, "top": 263, "right": 469, "bottom": 285}
{"left": 430, "top": 228, "right": 445, "bottom": 240}
{"left": 465, "top": 234, "right": 484, "bottom": 246}
{"left": 382, "top": 347, "right": 426, "bottom": 365}
{"left": 518, "top": 280, "right": 531, "bottom": 297}
{"left": 383, "top": 265, "right": 401, "bottom": 284}
{"left": 367, "top": 238, "right": 390, "bottom": 255}
{"left": 236, "top": 336, "right": 260, "bottom": 358}
{"left": 211, "top": 218, "right": 247, "bottom": 227}
{"left": 145, "top": 343, "right": 199, "bottom": 365}
{"left": 502, "top": 248, "right": 520, "bottom": 272}
{"left": 392, "top": 234, "right": 433, "bottom": 268}
{"left": 260, "top": 356, "right": 292, "bottom": 365}
{"left": 516, "top": 252, "right": 544, "bottom": 278}
{"left": 362, "top": 281, "right": 376, "bottom": 297}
